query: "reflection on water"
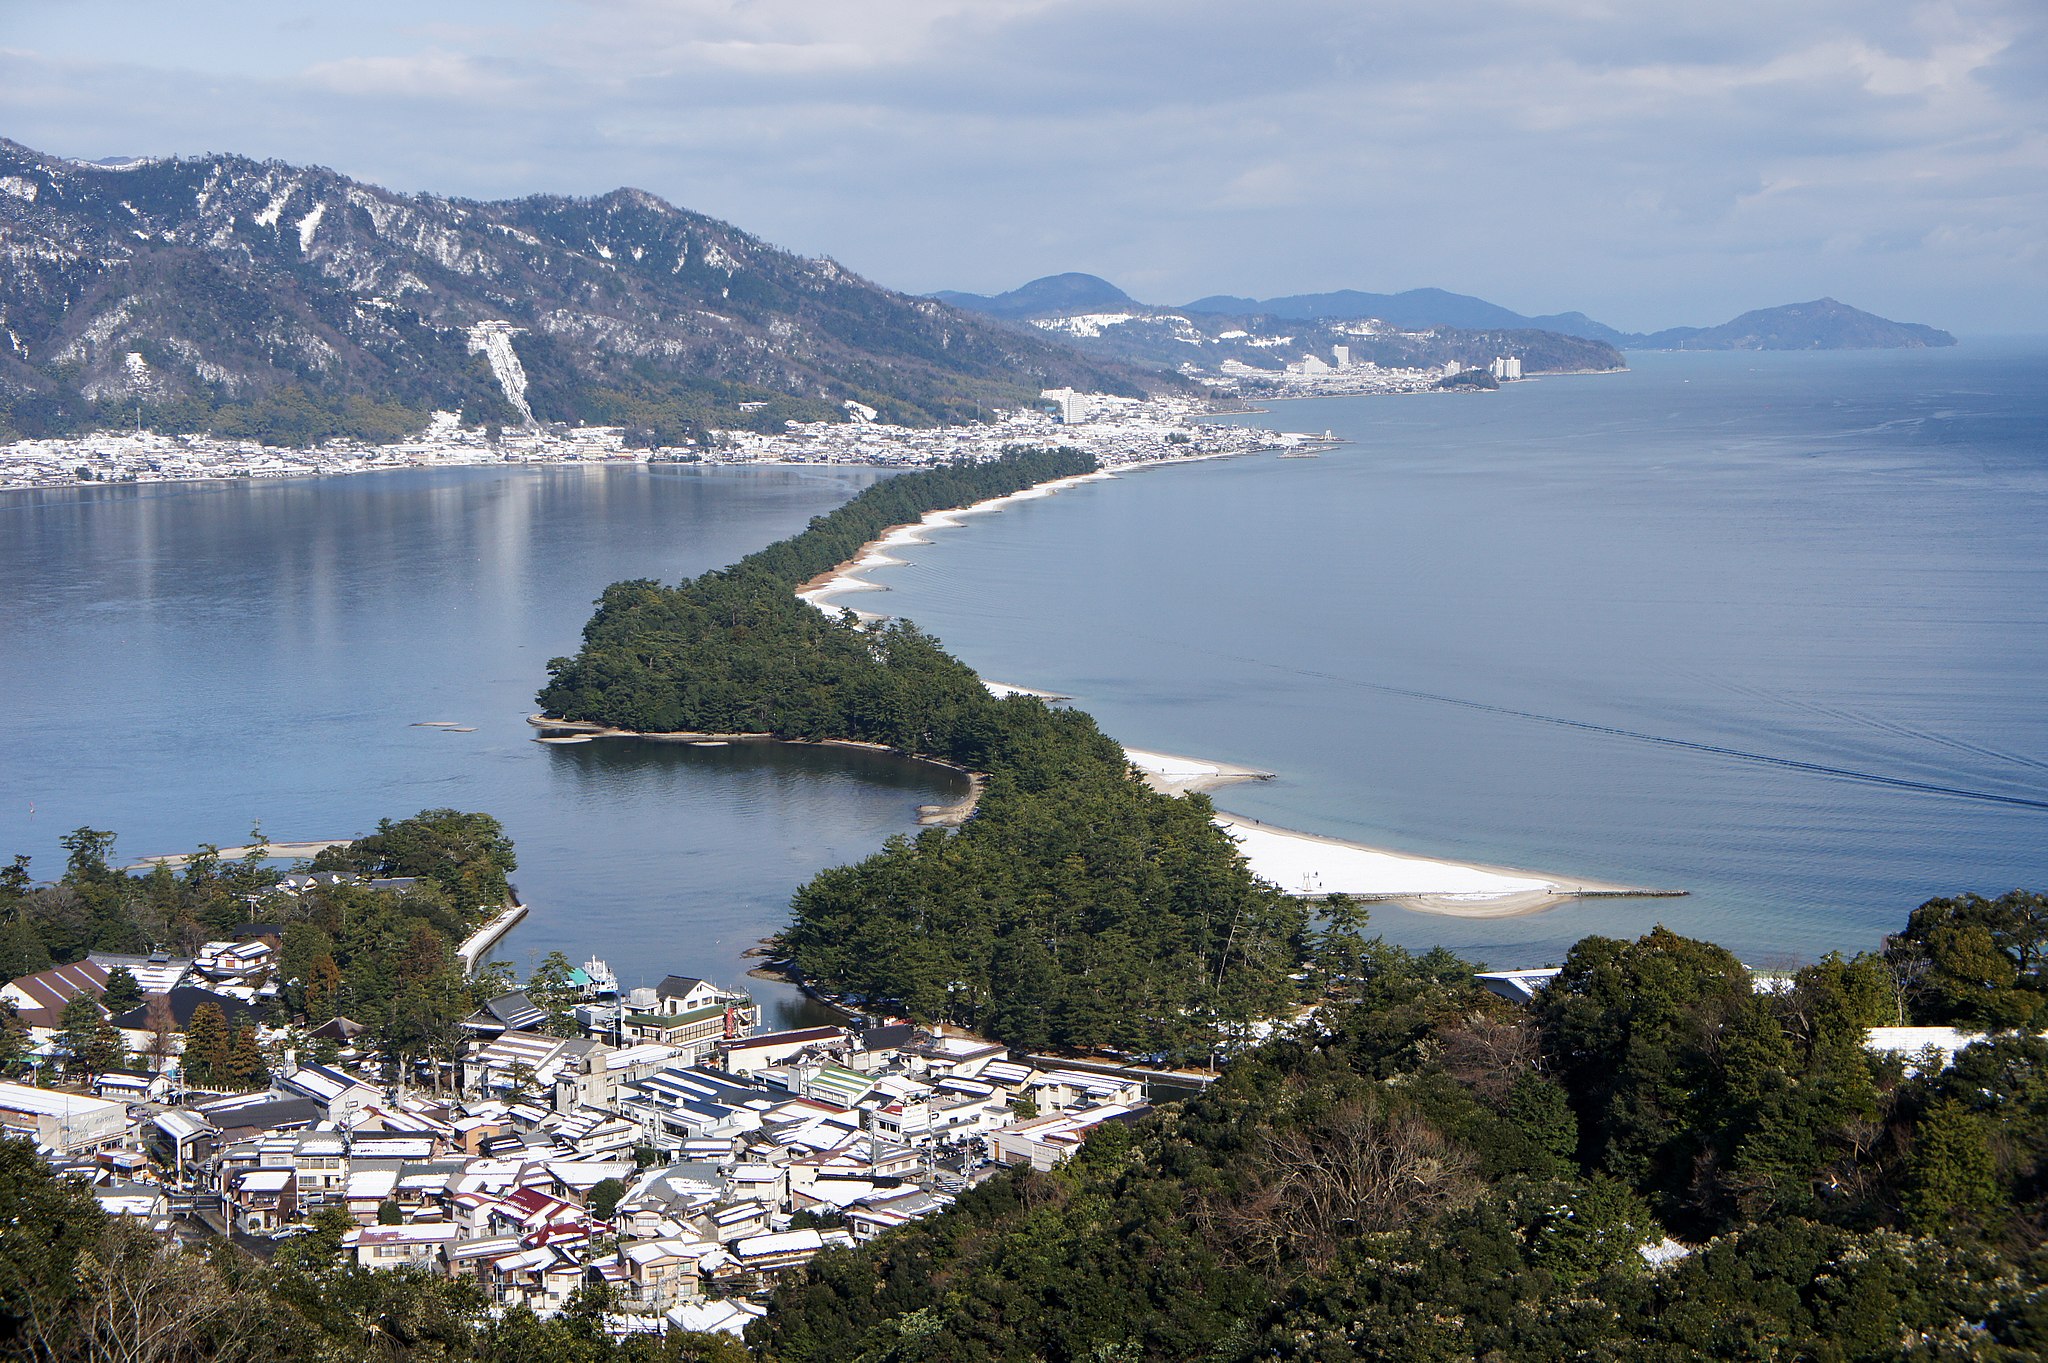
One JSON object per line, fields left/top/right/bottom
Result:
{"left": 0, "top": 462, "right": 966, "bottom": 1016}
{"left": 529, "top": 737, "right": 966, "bottom": 1027}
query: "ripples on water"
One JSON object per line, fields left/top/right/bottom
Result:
{"left": 2, "top": 345, "right": 2043, "bottom": 987}
{"left": 863, "top": 344, "right": 2048, "bottom": 966}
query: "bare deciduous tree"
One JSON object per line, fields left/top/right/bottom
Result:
{"left": 1214, "top": 1099, "right": 1478, "bottom": 1267}
{"left": 66, "top": 1224, "right": 269, "bottom": 1363}
{"left": 1434, "top": 1012, "right": 1541, "bottom": 1103}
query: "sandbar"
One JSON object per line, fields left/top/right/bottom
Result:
{"left": 982, "top": 679, "right": 1072, "bottom": 701}
{"left": 1123, "top": 747, "right": 1275, "bottom": 796}
{"left": 796, "top": 470, "right": 1118, "bottom": 614}
{"left": 125, "top": 838, "right": 352, "bottom": 870}
{"left": 1211, "top": 815, "right": 1670, "bottom": 917}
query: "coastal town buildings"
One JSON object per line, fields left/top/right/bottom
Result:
{"left": 0, "top": 388, "right": 1336, "bottom": 492}
{"left": 10, "top": 962, "right": 1174, "bottom": 1340}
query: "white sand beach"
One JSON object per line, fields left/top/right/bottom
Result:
{"left": 796, "top": 470, "right": 1118, "bottom": 613}
{"left": 1120, "top": 750, "right": 1667, "bottom": 916}
{"left": 1123, "top": 747, "right": 1275, "bottom": 796}
{"left": 981, "top": 679, "right": 1072, "bottom": 701}
{"left": 781, "top": 485, "right": 1676, "bottom": 919}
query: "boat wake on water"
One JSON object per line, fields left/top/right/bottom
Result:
{"left": 1191, "top": 646, "right": 2048, "bottom": 815}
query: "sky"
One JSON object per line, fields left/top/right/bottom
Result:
{"left": 2, "top": 0, "right": 2043, "bottom": 333}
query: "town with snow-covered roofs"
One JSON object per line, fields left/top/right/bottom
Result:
{"left": 0, "top": 935, "right": 1164, "bottom": 1341}
{"left": 3, "top": 899, "right": 2016, "bottom": 1340}
{"left": 0, "top": 390, "right": 1311, "bottom": 491}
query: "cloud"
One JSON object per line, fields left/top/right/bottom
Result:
{"left": 300, "top": 51, "right": 524, "bottom": 100}
{"left": 0, "top": 0, "right": 2042, "bottom": 330}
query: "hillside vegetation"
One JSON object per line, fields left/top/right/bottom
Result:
{"left": 757, "top": 901, "right": 2048, "bottom": 1362}
{"left": 0, "top": 140, "right": 1157, "bottom": 445}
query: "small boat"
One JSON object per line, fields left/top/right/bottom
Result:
{"left": 580, "top": 957, "right": 621, "bottom": 997}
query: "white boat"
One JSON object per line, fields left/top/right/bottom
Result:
{"left": 580, "top": 957, "right": 621, "bottom": 997}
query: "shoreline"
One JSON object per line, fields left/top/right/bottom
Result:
{"left": 456, "top": 896, "right": 530, "bottom": 977}
{"left": 779, "top": 457, "right": 1682, "bottom": 919}
{"left": 526, "top": 716, "right": 987, "bottom": 827}
{"left": 792, "top": 450, "right": 1268, "bottom": 615}
{"left": 1212, "top": 813, "right": 1680, "bottom": 918}
{"left": 793, "top": 468, "right": 1122, "bottom": 613}
{"left": 124, "top": 838, "right": 352, "bottom": 870}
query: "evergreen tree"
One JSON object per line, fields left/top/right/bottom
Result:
{"left": 0, "top": 1002, "right": 28, "bottom": 1075}
{"left": 1904, "top": 1098, "right": 1999, "bottom": 1231}
{"left": 183, "top": 1002, "right": 231, "bottom": 1087}
{"left": 225, "top": 1025, "right": 267, "bottom": 1090}
{"left": 99, "top": 965, "right": 143, "bottom": 1016}
{"left": 303, "top": 953, "right": 343, "bottom": 1025}
{"left": 0, "top": 917, "right": 52, "bottom": 984}
{"left": 57, "top": 994, "right": 109, "bottom": 1078}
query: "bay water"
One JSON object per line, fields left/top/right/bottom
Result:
{"left": 864, "top": 342, "right": 2048, "bottom": 968}
{"left": 0, "top": 463, "right": 948, "bottom": 1025}
{"left": 1, "top": 341, "right": 2042, "bottom": 999}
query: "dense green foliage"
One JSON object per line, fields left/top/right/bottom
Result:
{"left": 0, "top": 811, "right": 518, "bottom": 1082}
{"left": 309, "top": 809, "right": 519, "bottom": 913}
{"left": 756, "top": 915, "right": 2048, "bottom": 1362}
{"left": 539, "top": 450, "right": 1305, "bottom": 1055}
{"left": 1884, "top": 890, "right": 2048, "bottom": 1029}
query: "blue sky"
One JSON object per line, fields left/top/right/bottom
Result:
{"left": 3, "top": 0, "right": 2042, "bottom": 332}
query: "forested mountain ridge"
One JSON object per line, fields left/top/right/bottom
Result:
{"left": 0, "top": 140, "right": 1157, "bottom": 444}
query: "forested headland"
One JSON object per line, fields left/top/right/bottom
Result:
{"left": 0, "top": 810, "right": 520, "bottom": 1081}
{"left": 538, "top": 448, "right": 1307, "bottom": 1057}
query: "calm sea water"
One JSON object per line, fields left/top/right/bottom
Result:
{"left": 864, "top": 343, "right": 2048, "bottom": 967}
{"left": 0, "top": 463, "right": 954, "bottom": 1026}
{"left": 2, "top": 343, "right": 2042, "bottom": 993}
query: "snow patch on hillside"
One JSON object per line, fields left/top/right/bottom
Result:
{"left": 1032, "top": 313, "right": 1137, "bottom": 338}
{"left": 296, "top": 202, "right": 326, "bottom": 252}
{"left": 254, "top": 183, "right": 297, "bottom": 228}
{"left": 467, "top": 321, "right": 535, "bottom": 425}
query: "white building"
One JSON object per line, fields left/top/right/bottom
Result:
{"left": 1040, "top": 388, "right": 1090, "bottom": 424}
{"left": 0, "top": 1081, "right": 128, "bottom": 1155}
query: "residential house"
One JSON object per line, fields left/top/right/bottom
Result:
{"left": 719, "top": 1026, "right": 847, "bottom": 1077}
{"left": 461, "top": 992, "right": 551, "bottom": 1040}
{"left": 987, "top": 1101, "right": 1150, "bottom": 1171}
{"left": 618, "top": 1237, "right": 709, "bottom": 1311}
{"left": 344, "top": 1222, "right": 462, "bottom": 1270}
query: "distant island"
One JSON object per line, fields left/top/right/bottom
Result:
{"left": 943, "top": 273, "right": 1957, "bottom": 351}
